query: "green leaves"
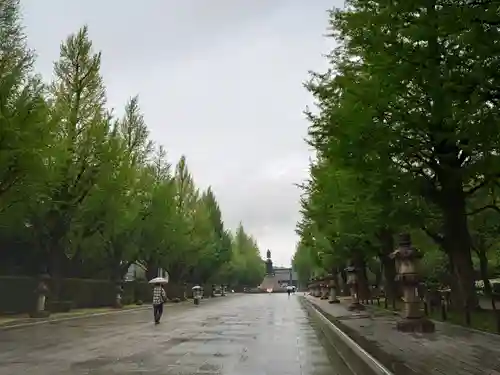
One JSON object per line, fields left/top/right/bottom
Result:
{"left": 294, "top": 0, "right": 500, "bottom": 304}
{"left": 0, "top": 6, "right": 262, "bottom": 285}
{"left": 0, "top": 0, "right": 50, "bottom": 221}
{"left": 220, "top": 224, "right": 264, "bottom": 287}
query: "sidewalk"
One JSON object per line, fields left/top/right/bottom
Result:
{"left": 304, "top": 295, "right": 500, "bottom": 375}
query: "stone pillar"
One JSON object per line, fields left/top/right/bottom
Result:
{"left": 182, "top": 283, "right": 187, "bottom": 301}
{"left": 320, "top": 278, "right": 329, "bottom": 300}
{"left": 345, "top": 265, "right": 365, "bottom": 311}
{"left": 30, "top": 274, "right": 50, "bottom": 318}
{"left": 309, "top": 278, "right": 317, "bottom": 296}
{"left": 314, "top": 281, "right": 321, "bottom": 297}
{"left": 326, "top": 274, "right": 340, "bottom": 304}
{"left": 114, "top": 284, "right": 124, "bottom": 308}
{"left": 390, "top": 233, "right": 435, "bottom": 333}
{"left": 322, "top": 284, "right": 328, "bottom": 299}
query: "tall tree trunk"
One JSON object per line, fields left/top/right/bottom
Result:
{"left": 352, "top": 250, "right": 370, "bottom": 300}
{"left": 330, "top": 267, "right": 340, "bottom": 295}
{"left": 477, "top": 248, "right": 491, "bottom": 296}
{"left": 444, "top": 249, "right": 461, "bottom": 308}
{"left": 370, "top": 261, "right": 382, "bottom": 287}
{"left": 145, "top": 259, "right": 159, "bottom": 281}
{"left": 49, "top": 244, "right": 64, "bottom": 301}
{"left": 378, "top": 228, "right": 398, "bottom": 300}
{"left": 440, "top": 176, "right": 478, "bottom": 310}
{"left": 340, "top": 267, "right": 348, "bottom": 295}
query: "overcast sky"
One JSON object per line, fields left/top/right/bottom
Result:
{"left": 21, "top": 0, "right": 339, "bottom": 267}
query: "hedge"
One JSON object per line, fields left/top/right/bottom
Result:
{"left": 0, "top": 276, "right": 190, "bottom": 314}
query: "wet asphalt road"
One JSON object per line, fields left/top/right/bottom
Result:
{"left": 0, "top": 294, "right": 352, "bottom": 375}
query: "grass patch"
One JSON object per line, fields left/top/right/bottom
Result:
{"left": 372, "top": 298, "right": 500, "bottom": 335}
{"left": 0, "top": 317, "right": 18, "bottom": 325}
{"left": 429, "top": 308, "right": 499, "bottom": 334}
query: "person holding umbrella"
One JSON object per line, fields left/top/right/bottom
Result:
{"left": 149, "top": 277, "right": 168, "bottom": 324}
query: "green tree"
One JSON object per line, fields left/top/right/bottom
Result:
{"left": 305, "top": 0, "right": 500, "bottom": 308}
{"left": 222, "top": 224, "right": 265, "bottom": 288}
{"left": 0, "top": 0, "right": 52, "bottom": 218}
{"left": 0, "top": 19, "right": 263, "bottom": 292}
{"left": 29, "top": 26, "right": 113, "bottom": 291}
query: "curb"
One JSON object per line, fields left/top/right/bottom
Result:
{"left": 301, "top": 296, "right": 395, "bottom": 375}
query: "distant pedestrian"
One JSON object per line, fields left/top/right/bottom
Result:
{"left": 152, "top": 283, "right": 167, "bottom": 324}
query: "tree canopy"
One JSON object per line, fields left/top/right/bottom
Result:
{"left": 293, "top": 0, "right": 500, "bottom": 308}
{"left": 0, "top": 0, "right": 264, "bottom": 291}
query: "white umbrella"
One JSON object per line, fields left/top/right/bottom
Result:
{"left": 286, "top": 285, "right": 294, "bottom": 291}
{"left": 149, "top": 277, "right": 168, "bottom": 284}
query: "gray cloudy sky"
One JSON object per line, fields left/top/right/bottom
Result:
{"left": 21, "top": 0, "right": 340, "bottom": 267}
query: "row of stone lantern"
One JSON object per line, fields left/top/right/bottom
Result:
{"left": 307, "top": 233, "right": 435, "bottom": 334}
{"left": 307, "top": 275, "right": 340, "bottom": 304}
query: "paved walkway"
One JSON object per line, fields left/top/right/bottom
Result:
{"left": 0, "top": 294, "right": 352, "bottom": 375}
{"left": 305, "top": 295, "right": 500, "bottom": 375}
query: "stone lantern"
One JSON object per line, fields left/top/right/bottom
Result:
{"left": 211, "top": 284, "right": 217, "bottom": 297}
{"left": 319, "top": 276, "right": 329, "bottom": 300}
{"left": 30, "top": 274, "right": 50, "bottom": 318}
{"left": 345, "top": 265, "right": 364, "bottom": 311}
{"left": 309, "top": 278, "right": 316, "bottom": 296}
{"left": 390, "top": 233, "right": 435, "bottom": 333}
{"left": 325, "top": 274, "right": 340, "bottom": 304}
{"left": 312, "top": 278, "right": 321, "bottom": 297}
{"left": 192, "top": 285, "right": 202, "bottom": 305}
{"left": 182, "top": 282, "right": 188, "bottom": 301}
{"left": 114, "top": 284, "right": 124, "bottom": 308}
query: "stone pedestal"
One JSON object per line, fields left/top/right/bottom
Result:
{"left": 328, "top": 278, "right": 340, "bottom": 304}
{"left": 192, "top": 285, "right": 202, "bottom": 305}
{"left": 30, "top": 274, "right": 50, "bottom": 318}
{"left": 391, "top": 233, "right": 435, "bottom": 333}
{"left": 314, "top": 284, "right": 321, "bottom": 297}
{"left": 346, "top": 265, "right": 365, "bottom": 311}
{"left": 320, "top": 279, "right": 329, "bottom": 299}
{"left": 114, "top": 284, "right": 124, "bottom": 308}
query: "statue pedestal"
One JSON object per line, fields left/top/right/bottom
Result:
{"left": 258, "top": 274, "right": 283, "bottom": 293}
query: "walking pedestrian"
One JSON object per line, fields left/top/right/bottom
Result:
{"left": 152, "top": 283, "right": 166, "bottom": 324}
